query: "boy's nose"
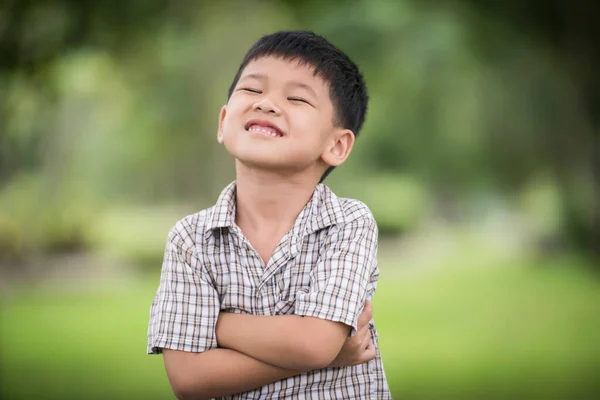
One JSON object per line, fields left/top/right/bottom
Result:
{"left": 253, "top": 98, "right": 280, "bottom": 115}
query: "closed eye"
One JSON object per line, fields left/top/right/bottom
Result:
{"left": 240, "top": 88, "right": 262, "bottom": 94}
{"left": 288, "top": 97, "right": 311, "bottom": 105}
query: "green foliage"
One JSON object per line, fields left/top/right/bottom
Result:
{"left": 1, "top": 0, "right": 597, "bottom": 257}
{"left": 0, "top": 174, "right": 95, "bottom": 258}
{"left": 88, "top": 205, "right": 193, "bottom": 268}
{"left": 335, "top": 174, "right": 430, "bottom": 235}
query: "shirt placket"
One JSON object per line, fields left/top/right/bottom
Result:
{"left": 256, "top": 235, "right": 291, "bottom": 312}
{"left": 230, "top": 226, "right": 263, "bottom": 277}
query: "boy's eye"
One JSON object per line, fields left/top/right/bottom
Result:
{"left": 288, "top": 97, "right": 310, "bottom": 104}
{"left": 240, "top": 88, "right": 261, "bottom": 93}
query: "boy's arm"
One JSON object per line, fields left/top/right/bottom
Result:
{"left": 162, "top": 348, "right": 301, "bottom": 400}
{"left": 216, "top": 313, "right": 349, "bottom": 371}
{"left": 216, "top": 213, "right": 378, "bottom": 370}
{"left": 149, "top": 224, "right": 302, "bottom": 400}
{"left": 164, "top": 305, "right": 376, "bottom": 400}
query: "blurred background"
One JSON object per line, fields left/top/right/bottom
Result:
{"left": 1, "top": 0, "right": 598, "bottom": 399}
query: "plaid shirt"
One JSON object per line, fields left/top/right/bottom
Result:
{"left": 148, "top": 182, "right": 391, "bottom": 399}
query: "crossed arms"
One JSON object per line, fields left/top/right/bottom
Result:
{"left": 164, "top": 303, "right": 375, "bottom": 400}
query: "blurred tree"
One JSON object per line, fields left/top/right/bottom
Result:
{"left": 0, "top": 0, "right": 189, "bottom": 180}
{"left": 0, "top": 0, "right": 175, "bottom": 72}
{"left": 452, "top": 0, "right": 599, "bottom": 259}
{"left": 0, "top": 0, "right": 597, "bottom": 260}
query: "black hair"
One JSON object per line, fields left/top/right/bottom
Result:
{"left": 227, "top": 31, "right": 369, "bottom": 182}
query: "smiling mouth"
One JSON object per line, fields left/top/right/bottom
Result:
{"left": 245, "top": 120, "right": 284, "bottom": 137}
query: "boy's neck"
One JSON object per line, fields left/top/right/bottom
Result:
{"left": 234, "top": 163, "right": 319, "bottom": 234}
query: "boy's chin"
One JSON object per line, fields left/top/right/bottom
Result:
{"left": 234, "top": 157, "right": 311, "bottom": 174}
{"left": 237, "top": 158, "right": 293, "bottom": 171}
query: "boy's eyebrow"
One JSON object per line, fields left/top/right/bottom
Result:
{"left": 239, "top": 73, "right": 267, "bottom": 82}
{"left": 287, "top": 81, "right": 318, "bottom": 99}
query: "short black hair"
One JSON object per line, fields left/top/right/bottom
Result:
{"left": 227, "top": 31, "right": 369, "bottom": 182}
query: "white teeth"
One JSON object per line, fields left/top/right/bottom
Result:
{"left": 248, "top": 125, "right": 281, "bottom": 137}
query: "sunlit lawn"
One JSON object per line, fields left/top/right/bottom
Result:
{"left": 376, "top": 256, "right": 600, "bottom": 399}
{"left": 2, "top": 254, "right": 600, "bottom": 399}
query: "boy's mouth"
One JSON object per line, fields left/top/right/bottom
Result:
{"left": 245, "top": 119, "right": 284, "bottom": 137}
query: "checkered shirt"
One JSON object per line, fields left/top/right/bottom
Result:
{"left": 148, "top": 182, "right": 391, "bottom": 399}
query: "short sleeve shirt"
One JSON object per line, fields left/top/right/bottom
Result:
{"left": 148, "top": 182, "right": 391, "bottom": 399}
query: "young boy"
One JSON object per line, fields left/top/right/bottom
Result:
{"left": 148, "top": 31, "right": 391, "bottom": 399}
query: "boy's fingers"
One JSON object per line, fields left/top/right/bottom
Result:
{"left": 355, "top": 322, "right": 369, "bottom": 341}
{"left": 361, "top": 343, "right": 377, "bottom": 363}
{"left": 365, "top": 300, "right": 372, "bottom": 315}
{"left": 360, "top": 329, "right": 372, "bottom": 350}
{"left": 358, "top": 301, "right": 372, "bottom": 326}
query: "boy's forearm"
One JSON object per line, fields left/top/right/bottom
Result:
{"left": 216, "top": 313, "right": 347, "bottom": 371}
{"left": 164, "top": 347, "right": 300, "bottom": 400}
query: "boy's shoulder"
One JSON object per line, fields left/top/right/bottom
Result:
{"left": 167, "top": 181, "right": 236, "bottom": 245}
{"left": 336, "top": 196, "right": 376, "bottom": 224}
{"left": 314, "top": 184, "right": 377, "bottom": 230}
{"left": 165, "top": 207, "right": 214, "bottom": 249}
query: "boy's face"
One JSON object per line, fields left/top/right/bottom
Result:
{"left": 218, "top": 56, "right": 354, "bottom": 177}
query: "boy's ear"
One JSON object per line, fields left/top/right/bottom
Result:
{"left": 321, "top": 128, "right": 355, "bottom": 167}
{"left": 217, "top": 105, "right": 227, "bottom": 144}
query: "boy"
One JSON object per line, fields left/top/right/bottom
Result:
{"left": 148, "top": 31, "right": 391, "bottom": 399}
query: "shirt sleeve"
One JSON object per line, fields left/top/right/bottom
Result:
{"left": 294, "top": 214, "right": 378, "bottom": 336}
{"left": 147, "top": 224, "right": 220, "bottom": 354}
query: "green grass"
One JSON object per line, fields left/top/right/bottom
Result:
{"left": 2, "top": 256, "right": 600, "bottom": 399}
{"left": 375, "top": 257, "right": 600, "bottom": 399}
{"left": 1, "top": 281, "right": 172, "bottom": 400}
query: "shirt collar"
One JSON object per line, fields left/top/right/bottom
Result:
{"left": 205, "top": 181, "right": 345, "bottom": 235}
{"left": 205, "top": 181, "right": 237, "bottom": 231}
{"left": 305, "top": 184, "right": 346, "bottom": 235}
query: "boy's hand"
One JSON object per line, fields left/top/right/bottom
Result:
{"left": 328, "top": 301, "right": 376, "bottom": 368}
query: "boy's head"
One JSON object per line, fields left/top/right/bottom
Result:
{"left": 217, "top": 31, "right": 368, "bottom": 182}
